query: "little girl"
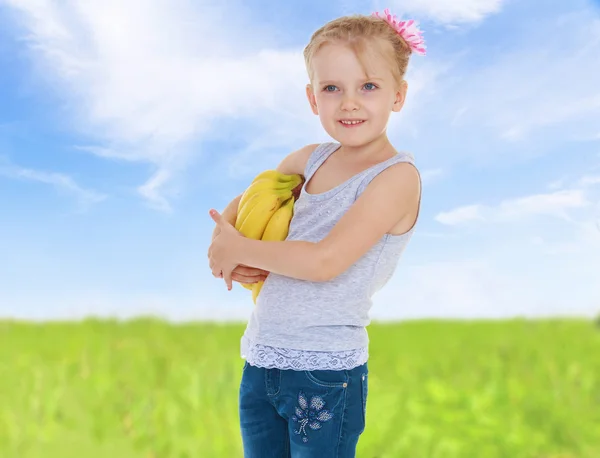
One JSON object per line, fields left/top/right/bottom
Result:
{"left": 208, "top": 8, "right": 424, "bottom": 458}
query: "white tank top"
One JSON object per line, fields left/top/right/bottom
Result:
{"left": 240, "top": 142, "right": 421, "bottom": 370}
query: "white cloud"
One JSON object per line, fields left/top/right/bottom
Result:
{"left": 3, "top": 0, "right": 599, "bottom": 210}
{"left": 547, "top": 178, "right": 567, "bottom": 190}
{"left": 373, "top": 260, "right": 533, "bottom": 319}
{"left": 388, "top": 0, "right": 504, "bottom": 24}
{"left": 420, "top": 170, "right": 600, "bottom": 320}
{"left": 1, "top": 0, "right": 315, "bottom": 209}
{"left": 0, "top": 290, "right": 254, "bottom": 323}
{"left": 376, "top": 170, "right": 600, "bottom": 319}
{"left": 435, "top": 189, "right": 590, "bottom": 226}
{"left": 399, "top": 9, "right": 600, "bottom": 167}
{"left": 495, "top": 190, "right": 589, "bottom": 221}
{"left": 545, "top": 166, "right": 600, "bottom": 191}
{"left": 530, "top": 236, "right": 582, "bottom": 256}
{"left": 370, "top": 253, "right": 600, "bottom": 320}
{"left": 579, "top": 175, "right": 600, "bottom": 187}
{"left": 435, "top": 204, "right": 484, "bottom": 225}
{"left": 420, "top": 167, "right": 444, "bottom": 185}
{"left": 1, "top": 0, "right": 454, "bottom": 209}
{"left": 5, "top": 253, "right": 598, "bottom": 322}
{"left": 0, "top": 161, "right": 106, "bottom": 209}
{"left": 137, "top": 169, "right": 174, "bottom": 212}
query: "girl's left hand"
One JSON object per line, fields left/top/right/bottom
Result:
{"left": 208, "top": 209, "right": 243, "bottom": 290}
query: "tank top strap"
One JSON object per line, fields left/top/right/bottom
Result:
{"left": 303, "top": 142, "right": 341, "bottom": 181}
{"left": 355, "top": 151, "right": 416, "bottom": 198}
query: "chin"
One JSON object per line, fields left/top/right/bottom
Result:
{"left": 330, "top": 128, "right": 379, "bottom": 148}
{"left": 338, "top": 137, "right": 370, "bottom": 148}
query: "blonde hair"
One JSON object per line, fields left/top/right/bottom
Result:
{"left": 303, "top": 14, "right": 412, "bottom": 87}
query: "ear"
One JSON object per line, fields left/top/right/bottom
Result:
{"left": 392, "top": 80, "right": 408, "bottom": 113}
{"left": 306, "top": 84, "right": 319, "bottom": 115}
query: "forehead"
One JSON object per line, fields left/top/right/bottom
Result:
{"left": 310, "top": 40, "right": 393, "bottom": 83}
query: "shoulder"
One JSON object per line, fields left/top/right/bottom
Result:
{"left": 276, "top": 143, "right": 320, "bottom": 176}
{"left": 381, "top": 158, "right": 420, "bottom": 186}
{"left": 362, "top": 157, "right": 421, "bottom": 205}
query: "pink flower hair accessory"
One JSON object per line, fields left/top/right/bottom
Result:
{"left": 372, "top": 8, "right": 427, "bottom": 56}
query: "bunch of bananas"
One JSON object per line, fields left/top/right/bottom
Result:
{"left": 235, "top": 169, "right": 304, "bottom": 303}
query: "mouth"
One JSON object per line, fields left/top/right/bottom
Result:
{"left": 338, "top": 119, "right": 366, "bottom": 127}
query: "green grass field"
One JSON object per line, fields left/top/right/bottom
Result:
{"left": 1, "top": 318, "right": 599, "bottom": 457}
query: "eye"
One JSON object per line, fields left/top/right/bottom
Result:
{"left": 363, "top": 82, "right": 378, "bottom": 91}
{"left": 323, "top": 85, "right": 338, "bottom": 92}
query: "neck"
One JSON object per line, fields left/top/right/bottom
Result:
{"left": 337, "top": 132, "right": 394, "bottom": 161}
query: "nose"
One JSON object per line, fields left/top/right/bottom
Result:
{"left": 340, "top": 93, "right": 359, "bottom": 112}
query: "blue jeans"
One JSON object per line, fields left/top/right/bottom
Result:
{"left": 238, "top": 360, "right": 369, "bottom": 457}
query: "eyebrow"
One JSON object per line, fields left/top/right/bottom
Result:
{"left": 318, "top": 77, "right": 385, "bottom": 85}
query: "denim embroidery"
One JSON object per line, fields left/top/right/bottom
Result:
{"left": 292, "top": 390, "right": 334, "bottom": 442}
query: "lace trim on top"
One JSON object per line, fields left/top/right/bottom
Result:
{"left": 242, "top": 339, "right": 369, "bottom": 371}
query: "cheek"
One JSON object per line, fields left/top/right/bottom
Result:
{"left": 315, "top": 95, "right": 337, "bottom": 114}
{"left": 365, "top": 93, "right": 394, "bottom": 113}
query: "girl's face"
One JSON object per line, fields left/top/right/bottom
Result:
{"left": 306, "top": 41, "right": 407, "bottom": 148}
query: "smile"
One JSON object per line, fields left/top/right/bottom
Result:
{"left": 339, "top": 119, "right": 365, "bottom": 126}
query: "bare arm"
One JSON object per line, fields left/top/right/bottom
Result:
{"left": 214, "top": 141, "right": 317, "bottom": 241}
{"left": 208, "top": 143, "right": 320, "bottom": 285}
{"left": 275, "top": 143, "right": 319, "bottom": 176}
{"left": 212, "top": 193, "right": 242, "bottom": 241}
{"left": 210, "top": 193, "right": 270, "bottom": 283}
{"left": 234, "top": 162, "right": 421, "bottom": 282}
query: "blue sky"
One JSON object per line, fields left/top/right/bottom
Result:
{"left": 0, "top": 0, "right": 599, "bottom": 322}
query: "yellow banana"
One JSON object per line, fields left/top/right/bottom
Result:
{"left": 262, "top": 197, "right": 295, "bottom": 241}
{"left": 236, "top": 188, "right": 291, "bottom": 232}
{"left": 235, "top": 191, "right": 263, "bottom": 231}
{"left": 252, "top": 169, "right": 297, "bottom": 183}
{"left": 233, "top": 168, "right": 303, "bottom": 302}
{"left": 241, "top": 196, "right": 293, "bottom": 291}
{"left": 237, "top": 174, "right": 301, "bottom": 214}
{"left": 238, "top": 196, "right": 290, "bottom": 293}
{"left": 238, "top": 191, "right": 290, "bottom": 240}
{"left": 252, "top": 281, "right": 263, "bottom": 304}
{"left": 248, "top": 197, "right": 295, "bottom": 303}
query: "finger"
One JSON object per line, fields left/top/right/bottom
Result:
{"left": 232, "top": 272, "right": 262, "bottom": 283}
{"left": 209, "top": 258, "right": 221, "bottom": 278}
{"left": 231, "top": 273, "right": 249, "bottom": 283}
{"left": 248, "top": 267, "right": 269, "bottom": 276}
{"left": 223, "top": 270, "right": 233, "bottom": 291}
{"left": 233, "top": 265, "right": 261, "bottom": 276}
{"left": 208, "top": 209, "right": 225, "bottom": 226}
{"left": 232, "top": 265, "right": 250, "bottom": 275}
{"left": 234, "top": 265, "right": 270, "bottom": 277}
